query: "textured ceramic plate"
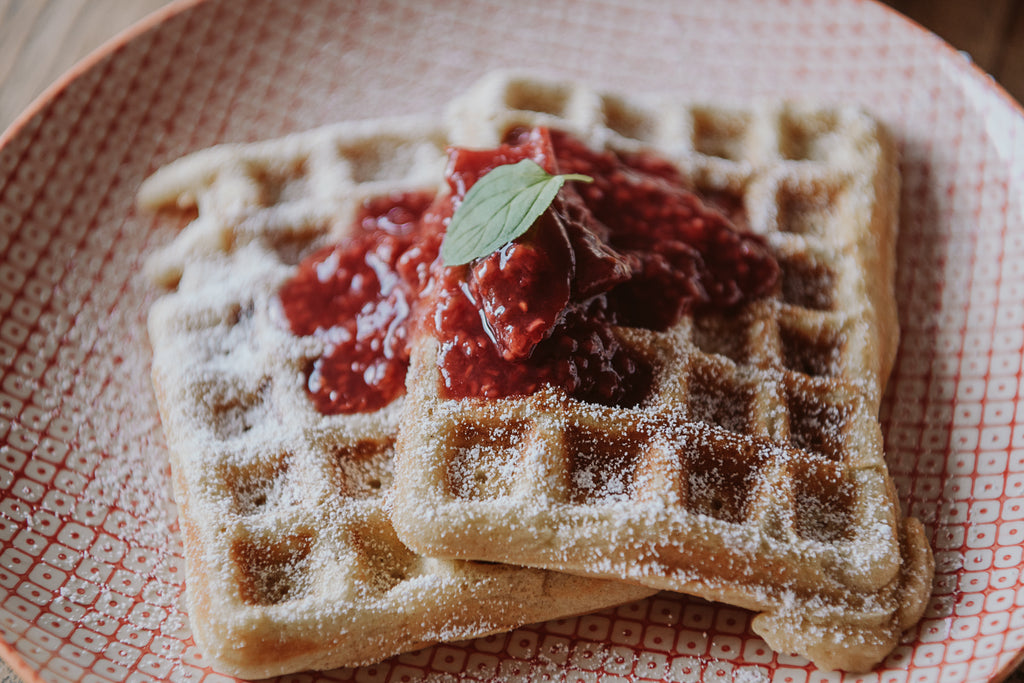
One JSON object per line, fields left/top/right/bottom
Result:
{"left": 1, "top": 0, "right": 1023, "bottom": 681}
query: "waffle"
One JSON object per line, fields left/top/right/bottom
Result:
{"left": 140, "top": 115, "right": 655, "bottom": 678}
{"left": 389, "top": 72, "right": 934, "bottom": 672}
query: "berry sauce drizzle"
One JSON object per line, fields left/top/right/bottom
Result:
{"left": 279, "top": 127, "right": 778, "bottom": 414}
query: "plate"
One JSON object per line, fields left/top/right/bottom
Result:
{"left": 1, "top": 0, "right": 1023, "bottom": 681}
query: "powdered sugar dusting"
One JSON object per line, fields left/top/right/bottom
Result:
{"left": 390, "top": 72, "right": 931, "bottom": 674}
{"left": 139, "top": 97, "right": 653, "bottom": 678}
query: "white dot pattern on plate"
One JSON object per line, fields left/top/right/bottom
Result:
{"left": 0, "top": 0, "right": 1023, "bottom": 681}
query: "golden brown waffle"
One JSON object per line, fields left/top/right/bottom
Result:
{"left": 140, "top": 115, "right": 655, "bottom": 678}
{"left": 390, "top": 72, "right": 934, "bottom": 672}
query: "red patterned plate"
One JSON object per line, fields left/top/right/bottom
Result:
{"left": 1, "top": 1, "right": 1022, "bottom": 681}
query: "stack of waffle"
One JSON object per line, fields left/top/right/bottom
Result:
{"left": 141, "top": 71, "right": 933, "bottom": 677}
{"left": 140, "top": 112, "right": 655, "bottom": 679}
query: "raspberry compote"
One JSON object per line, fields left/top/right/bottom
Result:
{"left": 277, "top": 192, "right": 439, "bottom": 414}
{"left": 279, "top": 127, "right": 779, "bottom": 415}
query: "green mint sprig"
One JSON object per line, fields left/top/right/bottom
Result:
{"left": 440, "top": 159, "right": 592, "bottom": 266}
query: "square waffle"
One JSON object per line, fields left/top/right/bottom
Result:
{"left": 389, "top": 72, "right": 934, "bottom": 672}
{"left": 140, "top": 114, "right": 655, "bottom": 678}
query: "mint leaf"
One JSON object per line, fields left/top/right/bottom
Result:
{"left": 441, "top": 159, "right": 592, "bottom": 266}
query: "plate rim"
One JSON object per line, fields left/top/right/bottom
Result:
{"left": 0, "top": 0, "right": 203, "bottom": 150}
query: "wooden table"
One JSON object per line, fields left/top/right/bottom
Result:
{"left": 0, "top": 1, "right": 1022, "bottom": 682}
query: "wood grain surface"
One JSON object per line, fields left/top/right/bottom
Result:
{"left": 0, "top": 1, "right": 1022, "bottom": 682}
{"left": 0, "top": 0, "right": 170, "bottom": 131}
{"left": 886, "top": 0, "right": 1024, "bottom": 105}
